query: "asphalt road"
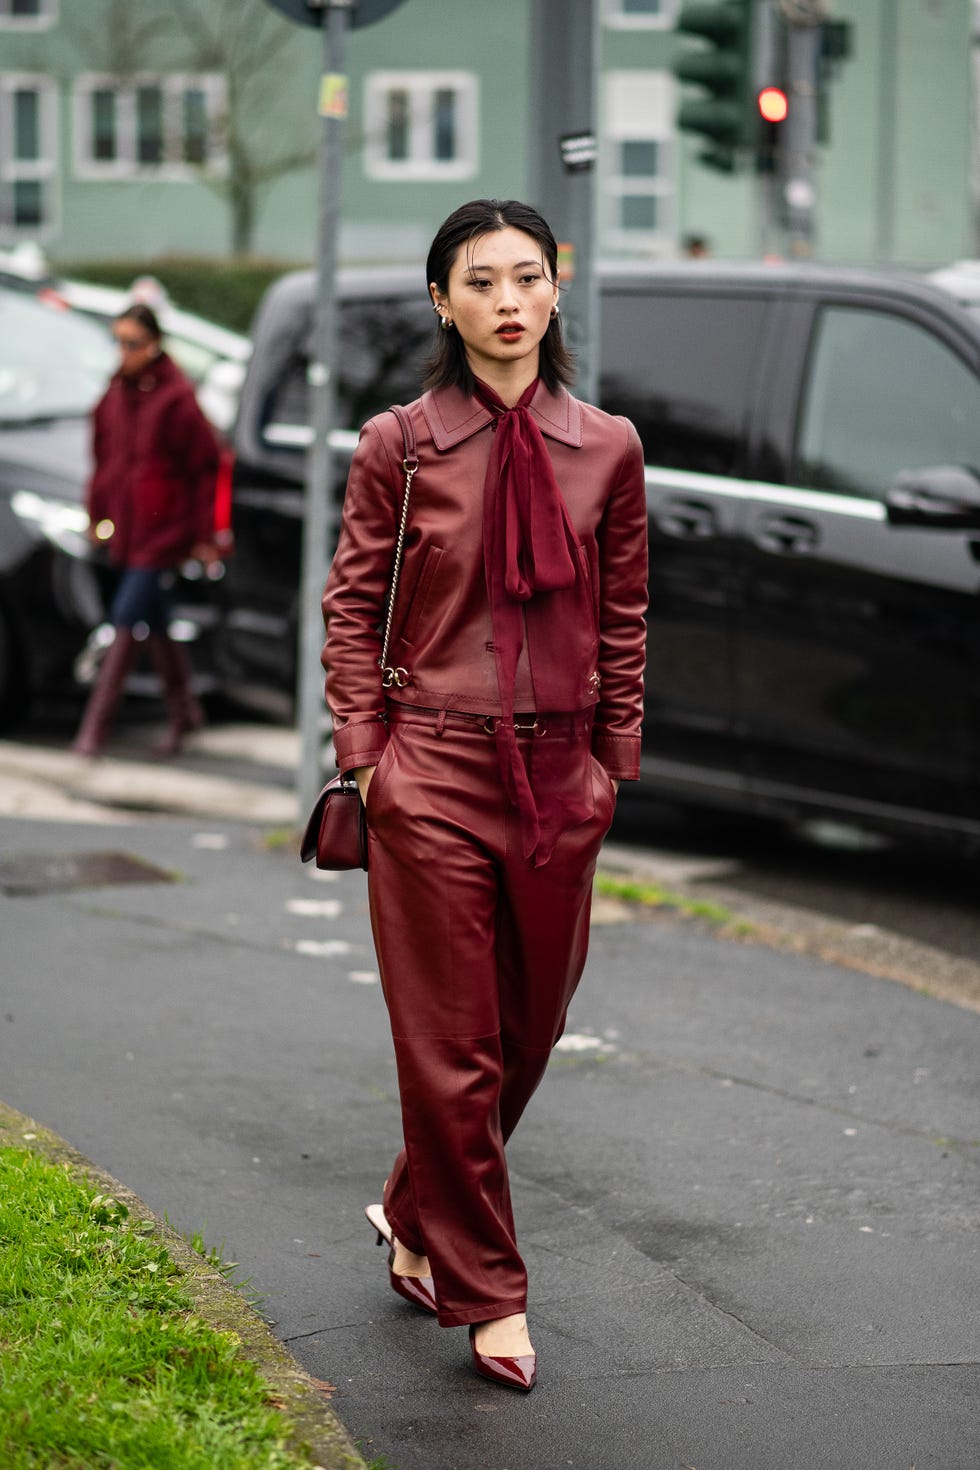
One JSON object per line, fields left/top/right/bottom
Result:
{"left": 1, "top": 711, "right": 978, "bottom": 1469}
{"left": 10, "top": 703, "right": 980, "bottom": 1012}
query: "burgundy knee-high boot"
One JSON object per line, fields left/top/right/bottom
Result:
{"left": 70, "top": 629, "right": 138, "bottom": 757}
{"left": 148, "top": 634, "right": 204, "bottom": 756}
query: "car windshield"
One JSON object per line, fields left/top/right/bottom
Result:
{"left": 0, "top": 290, "right": 115, "bottom": 422}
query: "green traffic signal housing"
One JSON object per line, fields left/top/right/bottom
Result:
{"left": 673, "top": 0, "right": 756, "bottom": 173}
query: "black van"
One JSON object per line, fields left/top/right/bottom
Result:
{"left": 224, "top": 261, "right": 980, "bottom": 851}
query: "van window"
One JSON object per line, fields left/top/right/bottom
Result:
{"left": 599, "top": 290, "right": 767, "bottom": 475}
{"left": 795, "top": 306, "right": 980, "bottom": 499}
{"left": 263, "top": 294, "right": 432, "bottom": 438}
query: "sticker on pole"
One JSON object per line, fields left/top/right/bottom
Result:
{"left": 319, "top": 73, "right": 348, "bottom": 117}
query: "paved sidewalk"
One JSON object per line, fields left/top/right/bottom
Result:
{"left": 1, "top": 788, "right": 977, "bottom": 1470}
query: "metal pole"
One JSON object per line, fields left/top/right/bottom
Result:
{"left": 781, "top": 13, "right": 821, "bottom": 255}
{"left": 528, "top": 0, "right": 600, "bottom": 405}
{"left": 297, "top": 0, "right": 351, "bottom": 821}
{"left": 875, "top": 0, "right": 898, "bottom": 262}
{"left": 754, "top": 0, "right": 780, "bottom": 258}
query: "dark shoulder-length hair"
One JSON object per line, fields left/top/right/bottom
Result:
{"left": 422, "top": 198, "right": 575, "bottom": 396}
{"left": 115, "top": 303, "right": 163, "bottom": 341}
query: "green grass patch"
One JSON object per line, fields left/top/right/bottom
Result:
{"left": 260, "top": 828, "right": 299, "bottom": 853}
{"left": 595, "top": 872, "right": 737, "bottom": 928}
{"left": 0, "top": 1147, "right": 316, "bottom": 1469}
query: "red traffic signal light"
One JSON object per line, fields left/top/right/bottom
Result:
{"left": 758, "top": 86, "right": 788, "bottom": 124}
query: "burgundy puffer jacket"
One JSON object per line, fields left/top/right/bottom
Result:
{"left": 87, "top": 352, "right": 220, "bottom": 570}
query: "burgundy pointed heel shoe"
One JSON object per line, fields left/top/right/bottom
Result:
{"left": 364, "top": 1202, "right": 438, "bottom": 1316}
{"left": 468, "top": 1324, "right": 538, "bottom": 1392}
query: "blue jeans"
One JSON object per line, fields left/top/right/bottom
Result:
{"left": 108, "top": 568, "right": 174, "bottom": 634}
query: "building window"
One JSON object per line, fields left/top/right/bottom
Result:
{"left": 385, "top": 89, "right": 410, "bottom": 161}
{"left": 73, "top": 74, "right": 228, "bottom": 180}
{"left": 0, "top": 0, "right": 57, "bottom": 28}
{"left": 605, "top": 0, "right": 676, "bottom": 28}
{"left": 182, "top": 87, "right": 209, "bottom": 165}
{"left": 0, "top": 74, "right": 57, "bottom": 238}
{"left": 364, "top": 71, "right": 478, "bottom": 181}
{"left": 91, "top": 88, "right": 116, "bottom": 162}
{"left": 136, "top": 86, "right": 164, "bottom": 166}
{"left": 603, "top": 71, "right": 675, "bottom": 252}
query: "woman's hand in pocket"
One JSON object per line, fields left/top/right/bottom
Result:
{"left": 352, "top": 765, "right": 378, "bottom": 805}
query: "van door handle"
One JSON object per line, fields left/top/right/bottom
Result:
{"left": 755, "top": 512, "right": 819, "bottom": 556}
{"left": 660, "top": 498, "right": 718, "bottom": 539}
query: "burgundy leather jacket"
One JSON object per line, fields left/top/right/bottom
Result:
{"left": 321, "top": 380, "right": 648, "bottom": 780}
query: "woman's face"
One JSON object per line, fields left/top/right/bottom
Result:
{"left": 431, "top": 226, "right": 559, "bottom": 383}
{"left": 111, "top": 320, "right": 160, "bottom": 379}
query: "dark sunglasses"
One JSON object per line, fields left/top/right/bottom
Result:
{"left": 113, "top": 335, "right": 153, "bottom": 351}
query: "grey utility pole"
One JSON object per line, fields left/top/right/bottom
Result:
{"left": 262, "top": 0, "right": 407, "bottom": 820}
{"left": 296, "top": 0, "right": 351, "bottom": 822}
{"left": 753, "top": 0, "right": 781, "bottom": 258}
{"left": 779, "top": 0, "right": 825, "bottom": 255}
{"left": 528, "top": 0, "right": 601, "bottom": 405}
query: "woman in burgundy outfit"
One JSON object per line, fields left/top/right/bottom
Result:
{"left": 71, "top": 304, "right": 220, "bottom": 758}
{"left": 321, "top": 200, "right": 647, "bottom": 1391}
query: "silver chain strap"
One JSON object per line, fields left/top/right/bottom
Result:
{"left": 379, "top": 448, "right": 418, "bottom": 689}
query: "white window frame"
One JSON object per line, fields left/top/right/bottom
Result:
{"left": 364, "top": 70, "right": 479, "bottom": 182}
{"left": 602, "top": 70, "right": 677, "bottom": 254}
{"left": 0, "top": 0, "right": 58, "bottom": 30}
{"left": 0, "top": 73, "right": 59, "bottom": 241}
{"left": 73, "top": 73, "right": 228, "bottom": 181}
{"left": 604, "top": 0, "right": 677, "bottom": 30}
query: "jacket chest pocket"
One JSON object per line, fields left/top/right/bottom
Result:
{"left": 398, "top": 544, "right": 445, "bottom": 646}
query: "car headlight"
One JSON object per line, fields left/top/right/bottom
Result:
{"left": 10, "top": 489, "right": 91, "bottom": 558}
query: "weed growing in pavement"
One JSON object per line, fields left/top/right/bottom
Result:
{"left": 595, "top": 871, "right": 748, "bottom": 930}
{"left": 179, "top": 1222, "right": 265, "bottom": 1311}
{"left": 184, "top": 1225, "right": 240, "bottom": 1279}
{"left": 262, "top": 827, "right": 300, "bottom": 852}
{"left": 0, "top": 1147, "right": 322, "bottom": 1469}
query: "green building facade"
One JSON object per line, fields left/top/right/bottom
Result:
{"left": 0, "top": 0, "right": 975, "bottom": 270}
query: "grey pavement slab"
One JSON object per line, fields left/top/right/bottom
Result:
{"left": 1, "top": 812, "right": 977, "bottom": 1470}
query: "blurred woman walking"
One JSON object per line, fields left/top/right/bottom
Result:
{"left": 72, "top": 304, "right": 221, "bottom": 758}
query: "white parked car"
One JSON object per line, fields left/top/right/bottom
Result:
{"left": 0, "top": 249, "right": 250, "bottom": 434}
{"left": 59, "top": 276, "right": 251, "bottom": 434}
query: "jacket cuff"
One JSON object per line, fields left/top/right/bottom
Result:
{"left": 592, "top": 731, "right": 640, "bottom": 781}
{"left": 332, "top": 718, "right": 390, "bottom": 773}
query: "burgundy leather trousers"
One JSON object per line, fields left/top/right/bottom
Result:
{"left": 365, "top": 705, "right": 616, "bottom": 1327}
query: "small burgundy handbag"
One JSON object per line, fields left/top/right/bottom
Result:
{"left": 300, "top": 405, "right": 418, "bottom": 872}
{"left": 300, "top": 771, "right": 368, "bottom": 870}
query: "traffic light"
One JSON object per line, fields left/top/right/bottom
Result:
{"left": 672, "top": 0, "right": 756, "bottom": 173}
{"left": 755, "top": 84, "right": 787, "bottom": 174}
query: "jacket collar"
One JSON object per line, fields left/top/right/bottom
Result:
{"left": 421, "top": 380, "right": 583, "bottom": 451}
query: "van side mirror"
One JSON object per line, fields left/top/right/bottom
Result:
{"left": 885, "top": 464, "right": 980, "bottom": 530}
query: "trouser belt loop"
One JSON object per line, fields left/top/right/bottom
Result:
{"left": 435, "top": 706, "right": 448, "bottom": 736}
